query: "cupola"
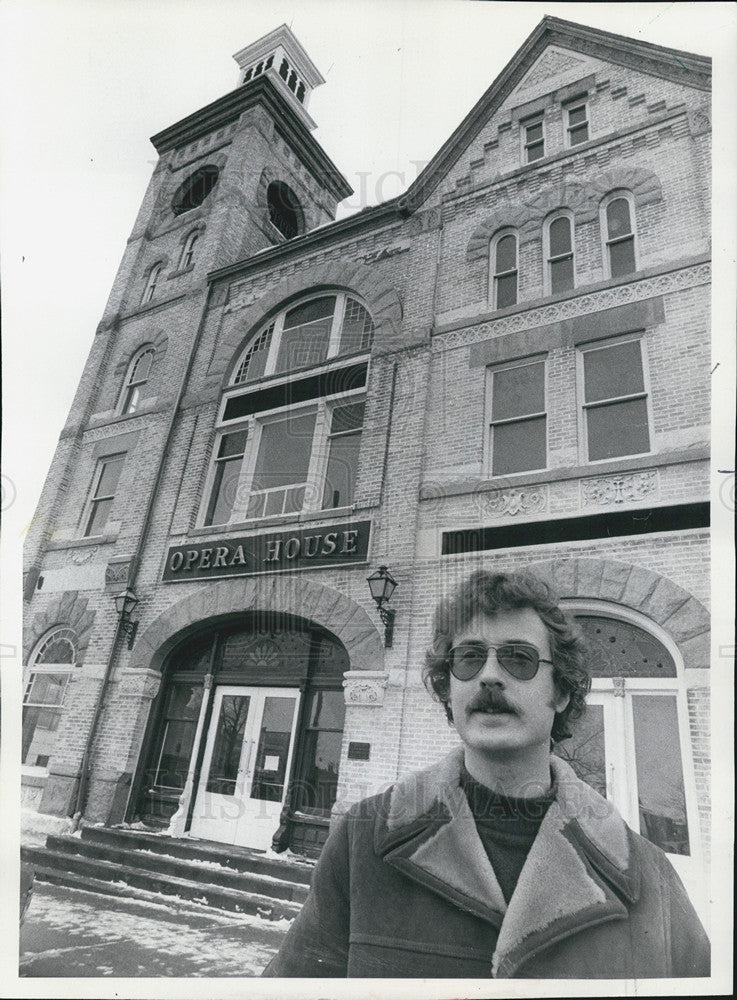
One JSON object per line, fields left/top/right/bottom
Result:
{"left": 233, "top": 24, "right": 325, "bottom": 131}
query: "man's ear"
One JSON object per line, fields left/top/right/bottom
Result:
{"left": 552, "top": 688, "right": 570, "bottom": 714}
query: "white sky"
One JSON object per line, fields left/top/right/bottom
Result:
{"left": 0, "top": 0, "right": 731, "bottom": 527}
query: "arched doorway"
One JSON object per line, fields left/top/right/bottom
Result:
{"left": 132, "top": 611, "right": 349, "bottom": 853}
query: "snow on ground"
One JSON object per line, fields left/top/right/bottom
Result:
{"left": 20, "top": 809, "right": 74, "bottom": 845}
{"left": 20, "top": 881, "right": 289, "bottom": 977}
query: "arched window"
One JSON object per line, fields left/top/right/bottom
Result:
{"left": 141, "top": 263, "right": 162, "bottom": 305}
{"left": 267, "top": 181, "right": 303, "bottom": 240}
{"left": 544, "top": 213, "right": 575, "bottom": 294}
{"left": 172, "top": 165, "right": 219, "bottom": 216}
{"left": 555, "top": 603, "right": 702, "bottom": 898}
{"left": 23, "top": 627, "right": 76, "bottom": 769}
{"left": 601, "top": 192, "right": 637, "bottom": 278}
{"left": 204, "top": 293, "right": 374, "bottom": 525}
{"left": 119, "top": 346, "right": 155, "bottom": 414}
{"left": 490, "top": 230, "right": 518, "bottom": 309}
{"left": 179, "top": 231, "right": 200, "bottom": 270}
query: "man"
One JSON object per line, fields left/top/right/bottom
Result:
{"left": 264, "top": 570, "right": 710, "bottom": 978}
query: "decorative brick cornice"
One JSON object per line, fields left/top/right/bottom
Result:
{"left": 433, "top": 261, "right": 710, "bottom": 353}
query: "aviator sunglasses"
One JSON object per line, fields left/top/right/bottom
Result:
{"left": 447, "top": 641, "right": 553, "bottom": 681}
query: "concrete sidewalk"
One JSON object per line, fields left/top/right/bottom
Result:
{"left": 20, "top": 879, "right": 288, "bottom": 977}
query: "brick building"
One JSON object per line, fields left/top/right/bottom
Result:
{"left": 23, "top": 18, "right": 711, "bottom": 915}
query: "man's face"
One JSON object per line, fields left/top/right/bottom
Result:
{"left": 448, "top": 608, "right": 570, "bottom": 761}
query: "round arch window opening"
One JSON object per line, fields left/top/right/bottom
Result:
{"left": 172, "top": 166, "right": 219, "bottom": 216}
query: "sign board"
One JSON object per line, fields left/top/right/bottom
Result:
{"left": 163, "top": 520, "right": 371, "bottom": 582}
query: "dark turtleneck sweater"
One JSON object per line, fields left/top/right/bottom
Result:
{"left": 460, "top": 766, "right": 556, "bottom": 904}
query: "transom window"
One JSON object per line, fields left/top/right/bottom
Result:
{"left": 545, "top": 214, "right": 575, "bottom": 294}
{"left": 23, "top": 627, "right": 77, "bottom": 769}
{"left": 603, "top": 193, "right": 636, "bottom": 278}
{"left": 487, "top": 357, "right": 547, "bottom": 476}
{"left": 490, "top": 231, "right": 518, "bottom": 309}
{"left": 579, "top": 337, "right": 651, "bottom": 462}
{"left": 565, "top": 99, "right": 589, "bottom": 146}
{"left": 204, "top": 293, "right": 374, "bottom": 526}
{"left": 119, "top": 346, "right": 154, "bottom": 415}
{"left": 522, "top": 113, "right": 545, "bottom": 162}
{"left": 231, "top": 293, "right": 374, "bottom": 385}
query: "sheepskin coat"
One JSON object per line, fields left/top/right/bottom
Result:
{"left": 263, "top": 748, "right": 710, "bottom": 979}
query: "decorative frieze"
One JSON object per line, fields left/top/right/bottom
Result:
{"left": 475, "top": 485, "right": 548, "bottom": 518}
{"left": 434, "top": 262, "right": 710, "bottom": 352}
{"left": 105, "top": 560, "right": 134, "bottom": 587}
{"left": 581, "top": 470, "right": 658, "bottom": 507}
{"left": 343, "top": 670, "right": 388, "bottom": 707}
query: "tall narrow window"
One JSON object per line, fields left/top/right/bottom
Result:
{"left": 267, "top": 181, "right": 302, "bottom": 240}
{"left": 580, "top": 338, "right": 651, "bottom": 461}
{"left": 204, "top": 429, "right": 249, "bottom": 526}
{"left": 522, "top": 113, "right": 545, "bottom": 162}
{"left": 488, "top": 358, "right": 547, "bottom": 475}
{"left": 23, "top": 628, "right": 77, "bottom": 769}
{"left": 322, "top": 401, "right": 365, "bottom": 509}
{"left": 565, "top": 99, "right": 589, "bottom": 145}
{"left": 84, "top": 454, "right": 125, "bottom": 536}
{"left": 119, "top": 346, "right": 154, "bottom": 414}
{"left": 491, "top": 231, "right": 518, "bottom": 309}
{"left": 603, "top": 195, "right": 636, "bottom": 278}
{"left": 142, "top": 263, "right": 162, "bottom": 305}
{"left": 546, "top": 215, "right": 575, "bottom": 294}
{"left": 180, "top": 231, "right": 199, "bottom": 270}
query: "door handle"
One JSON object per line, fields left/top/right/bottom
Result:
{"left": 241, "top": 738, "right": 257, "bottom": 777}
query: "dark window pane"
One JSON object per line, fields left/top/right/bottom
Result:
{"left": 218, "top": 429, "right": 249, "bottom": 458}
{"left": 339, "top": 299, "right": 374, "bottom": 354}
{"left": 609, "top": 236, "right": 636, "bottom": 277}
{"left": 330, "top": 401, "right": 365, "bottom": 434}
{"left": 36, "top": 637, "right": 74, "bottom": 664}
{"left": 96, "top": 457, "right": 125, "bottom": 498}
{"left": 24, "top": 673, "right": 68, "bottom": 706}
{"left": 283, "top": 296, "right": 335, "bottom": 329}
{"left": 553, "top": 704, "right": 606, "bottom": 798}
{"left": 632, "top": 695, "right": 690, "bottom": 855}
{"left": 22, "top": 706, "right": 63, "bottom": 765}
{"left": 155, "top": 719, "right": 198, "bottom": 789}
{"left": 606, "top": 198, "right": 632, "bottom": 239}
{"left": 293, "top": 730, "right": 343, "bottom": 814}
{"left": 495, "top": 234, "right": 516, "bottom": 274}
{"left": 496, "top": 273, "right": 517, "bottom": 308}
{"left": 569, "top": 123, "right": 589, "bottom": 144}
{"left": 322, "top": 432, "right": 361, "bottom": 508}
{"left": 274, "top": 318, "right": 332, "bottom": 372}
{"left": 492, "top": 362, "right": 544, "bottom": 420}
{"left": 85, "top": 497, "right": 113, "bottom": 536}
{"left": 206, "top": 454, "right": 245, "bottom": 526}
{"left": 574, "top": 616, "right": 677, "bottom": 678}
{"left": 586, "top": 398, "right": 650, "bottom": 460}
{"left": 526, "top": 121, "right": 543, "bottom": 142}
{"left": 568, "top": 104, "right": 587, "bottom": 126}
{"left": 252, "top": 412, "right": 316, "bottom": 490}
{"left": 526, "top": 141, "right": 544, "bottom": 161}
{"left": 206, "top": 695, "right": 250, "bottom": 795}
{"left": 307, "top": 689, "right": 346, "bottom": 729}
{"left": 234, "top": 327, "right": 272, "bottom": 384}
{"left": 550, "top": 256, "right": 574, "bottom": 293}
{"left": 583, "top": 341, "right": 645, "bottom": 402}
{"left": 549, "top": 217, "right": 572, "bottom": 257}
{"left": 250, "top": 696, "right": 297, "bottom": 802}
{"left": 492, "top": 417, "right": 546, "bottom": 475}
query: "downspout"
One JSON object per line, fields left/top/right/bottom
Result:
{"left": 72, "top": 282, "right": 216, "bottom": 828}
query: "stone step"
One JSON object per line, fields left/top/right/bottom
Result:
{"left": 43, "top": 834, "right": 309, "bottom": 903}
{"left": 21, "top": 845, "right": 302, "bottom": 919}
{"left": 80, "top": 827, "right": 314, "bottom": 885}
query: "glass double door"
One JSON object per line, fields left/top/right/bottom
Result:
{"left": 190, "top": 685, "right": 300, "bottom": 850}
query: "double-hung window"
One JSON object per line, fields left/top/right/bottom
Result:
{"left": 579, "top": 337, "right": 651, "bottom": 462}
{"left": 522, "top": 112, "right": 545, "bottom": 162}
{"left": 83, "top": 454, "right": 125, "bottom": 536}
{"left": 490, "top": 231, "right": 518, "bottom": 309}
{"left": 487, "top": 357, "right": 547, "bottom": 476}
{"left": 602, "top": 193, "right": 636, "bottom": 278}
{"left": 119, "top": 346, "right": 154, "bottom": 415}
{"left": 545, "top": 214, "right": 575, "bottom": 294}
{"left": 142, "top": 263, "right": 162, "bottom": 304}
{"left": 203, "top": 293, "right": 373, "bottom": 526}
{"left": 565, "top": 98, "right": 589, "bottom": 146}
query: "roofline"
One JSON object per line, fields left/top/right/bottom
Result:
{"left": 150, "top": 76, "right": 352, "bottom": 201}
{"left": 398, "top": 15, "right": 710, "bottom": 213}
{"left": 208, "top": 200, "right": 404, "bottom": 285}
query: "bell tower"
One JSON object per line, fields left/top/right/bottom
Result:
{"left": 99, "top": 25, "right": 352, "bottom": 326}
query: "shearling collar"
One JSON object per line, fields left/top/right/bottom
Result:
{"left": 374, "top": 747, "right": 641, "bottom": 977}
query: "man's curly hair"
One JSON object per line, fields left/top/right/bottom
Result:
{"left": 423, "top": 570, "right": 590, "bottom": 743}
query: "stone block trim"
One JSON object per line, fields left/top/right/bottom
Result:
{"left": 129, "top": 576, "right": 384, "bottom": 674}
{"left": 214, "top": 261, "right": 403, "bottom": 381}
{"left": 527, "top": 556, "right": 709, "bottom": 669}
{"left": 23, "top": 591, "right": 96, "bottom": 665}
{"left": 466, "top": 165, "right": 663, "bottom": 260}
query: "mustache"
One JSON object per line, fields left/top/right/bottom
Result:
{"left": 466, "top": 687, "right": 517, "bottom": 716}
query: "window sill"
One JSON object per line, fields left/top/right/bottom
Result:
{"left": 188, "top": 505, "right": 360, "bottom": 537}
{"left": 21, "top": 767, "right": 49, "bottom": 787}
{"left": 45, "top": 533, "right": 118, "bottom": 552}
{"left": 419, "top": 444, "right": 709, "bottom": 501}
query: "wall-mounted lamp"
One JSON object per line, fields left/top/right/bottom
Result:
{"left": 113, "top": 587, "right": 140, "bottom": 650}
{"left": 367, "top": 566, "right": 397, "bottom": 648}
